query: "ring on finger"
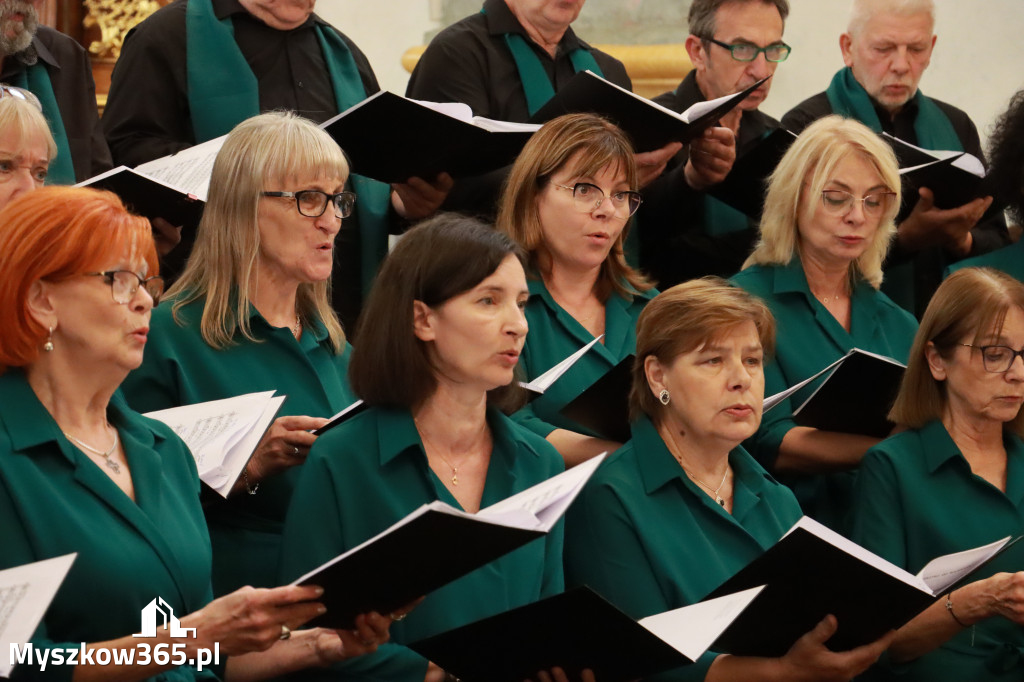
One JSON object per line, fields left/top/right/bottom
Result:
{"left": 389, "top": 611, "right": 407, "bottom": 622}
{"left": 279, "top": 624, "right": 291, "bottom": 640}
{"left": 292, "top": 446, "right": 300, "bottom": 456}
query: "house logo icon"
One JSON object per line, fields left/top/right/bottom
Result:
{"left": 133, "top": 597, "right": 196, "bottom": 638}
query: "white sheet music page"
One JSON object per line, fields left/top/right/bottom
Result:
{"left": 478, "top": 453, "right": 606, "bottom": 530}
{"left": 135, "top": 135, "right": 227, "bottom": 201}
{"left": 0, "top": 554, "right": 76, "bottom": 677}
{"left": 144, "top": 391, "right": 284, "bottom": 497}
{"left": 639, "top": 586, "right": 765, "bottom": 661}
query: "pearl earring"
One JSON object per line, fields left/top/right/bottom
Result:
{"left": 43, "top": 326, "right": 54, "bottom": 352}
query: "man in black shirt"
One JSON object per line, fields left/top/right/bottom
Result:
{"left": 406, "top": 0, "right": 680, "bottom": 219}
{"left": 0, "top": 0, "right": 110, "bottom": 183}
{"left": 781, "top": 0, "right": 1006, "bottom": 316}
{"left": 103, "top": 0, "right": 446, "bottom": 333}
{"left": 639, "top": 0, "right": 790, "bottom": 288}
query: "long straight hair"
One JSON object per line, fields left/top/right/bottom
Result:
{"left": 168, "top": 112, "right": 350, "bottom": 352}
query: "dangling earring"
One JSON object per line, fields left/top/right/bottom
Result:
{"left": 43, "top": 326, "right": 54, "bottom": 352}
{"left": 659, "top": 389, "right": 670, "bottom": 405}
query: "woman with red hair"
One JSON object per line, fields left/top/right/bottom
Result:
{"left": 0, "top": 186, "right": 391, "bottom": 681}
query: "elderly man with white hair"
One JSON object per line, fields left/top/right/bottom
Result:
{"left": 782, "top": 0, "right": 1007, "bottom": 317}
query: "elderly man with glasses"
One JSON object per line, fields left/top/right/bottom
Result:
{"left": 782, "top": 0, "right": 1007, "bottom": 318}
{"left": 637, "top": 0, "right": 790, "bottom": 289}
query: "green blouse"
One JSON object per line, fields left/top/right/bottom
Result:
{"left": 730, "top": 259, "right": 918, "bottom": 529}
{"left": 849, "top": 420, "right": 1024, "bottom": 682}
{"left": 121, "top": 296, "right": 355, "bottom": 596}
{"left": 0, "top": 370, "right": 215, "bottom": 682}
{"left": 946, "top": 239, "right": 1024, "bottom": 282}
{"left": 279, "top": 406, "right": 565, "bottom": 681}
{"left": 564, "top": 415, "right": 803, "bottom": 681}
{"left": 514, "top": 277, "right": 654, "bottom": 439}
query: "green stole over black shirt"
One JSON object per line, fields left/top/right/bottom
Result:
{"left": 184, "top": 0, "right": 390, "bottom": 297}
{"left": 482, "top": 6, "right": 603, "bottom": 116}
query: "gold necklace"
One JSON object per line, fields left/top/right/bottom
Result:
{"left": 673, "top": 453, "right": 730, "bottom": 506}
{"left": 416, "top": 422, "right": 480, "bottom": 487}
{"left": 63, "top": 427, "right": 120, "bottom": 474}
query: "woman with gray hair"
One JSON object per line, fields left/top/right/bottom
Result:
{"left": 731, "top": 115, "right": 918, "bottom": 529}
{"left": 122, "top": 111, "right": 357, "bottom": 599}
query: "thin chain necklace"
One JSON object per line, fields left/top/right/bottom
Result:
{"left": 673, "top": 453, "right": 730, "bottom": 506}
{"left": 416, "top": 422, "right": 482, "bottom": 487}
{"left": 63, "top": 427, "right": 120, "bottom": 474}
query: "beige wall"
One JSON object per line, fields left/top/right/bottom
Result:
{"left": 319, "top": 0, "right": 1024, "bottom": 147}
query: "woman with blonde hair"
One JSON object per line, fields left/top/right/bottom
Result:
{"left": 122, "top": 111, "right": 357, "bottom": 596}
{"left": 498, "top": 112, "right": 653, "bottom": 466}
{"left": 565, "top": 277, "right": 893, "bottom": 682}
{"left": 731, "top": 115, "right": 918, "bottom": 529}
{"left": 850, "top": 267, "right": 1024, "bottom": 681}
{"left": 0, "top": 85, "right": 56, "bottom": 208}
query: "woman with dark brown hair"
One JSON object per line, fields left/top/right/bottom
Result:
{"left": 279, "top": 213, "right": 565, "bottom": 682}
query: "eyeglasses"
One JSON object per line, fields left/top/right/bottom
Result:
{"left": 959, "top": 344, "right": 1024, "bottom": 373}
{"left": 550, "top": 182, "right": 643, "bottom": 218}
{"left": 0, "top": 84, "right": 42, "bottom": 111}
{"left": 84, "top": 270, "right": 164, "bottom": 307}
{"left": 704, "top": 37, "right": 791, "bottom": 63}
{"left": 261, "top": 190, "right": 357, "bottom": 219}
{"left": 820, "top": 189, "right": 897, "bottom": 217}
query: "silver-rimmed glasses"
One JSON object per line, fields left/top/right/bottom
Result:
{"left": 550, "top": 182, "right": 643, "bottom": 218}
{"left": 820, "top": 189, "right": 897, "bottom": 218}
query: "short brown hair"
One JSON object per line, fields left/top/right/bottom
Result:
{"left": 890, "top": 267, "right": 1024, "bottom": 435}
{"left": 496, "top": 113, "right": 652, "bottom": 302}
{"left": 0, "top": 187, "right": 156, "bottom": 372}
{"left": 630, "top": 277, "right": 776, "bottom": 421}
{"left": 350, "top": 213, "right": 527, "bottom": 411}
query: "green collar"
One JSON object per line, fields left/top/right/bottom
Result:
{"left": 0, "top": 369, "right": 161, "bottom": 457}
{"left": 375, "top": 406, "right": 541, "bottom": 465}
{"left": 631, "top": 414, "right": 779, "bottom": 521}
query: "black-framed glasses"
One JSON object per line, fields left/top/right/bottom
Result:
{"left": 820, "top": 189, "right": 897, "bottom": 217}
{"left": 550, "top": 182, "right": 643, "bottom": 218}
{"left": 704, "top": 37, "right": 791, "bottom": 63}
{"left": 84, "top": 270, "right": 164, "bottom": 306}
{"left": 959, "top": 343, "right": 1024, "bottom": 373}
{"left": 261, "top": 190, "right": 357, "bottom": 219}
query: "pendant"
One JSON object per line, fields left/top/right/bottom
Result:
{"left": 451, "top": 469, "right": 458, "bottom": 486}
{"left": 716, "top": 496, "right": 725, "bottom": 507}
{"left": 104, "top": 458, "right": 121, "bottom": 474}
